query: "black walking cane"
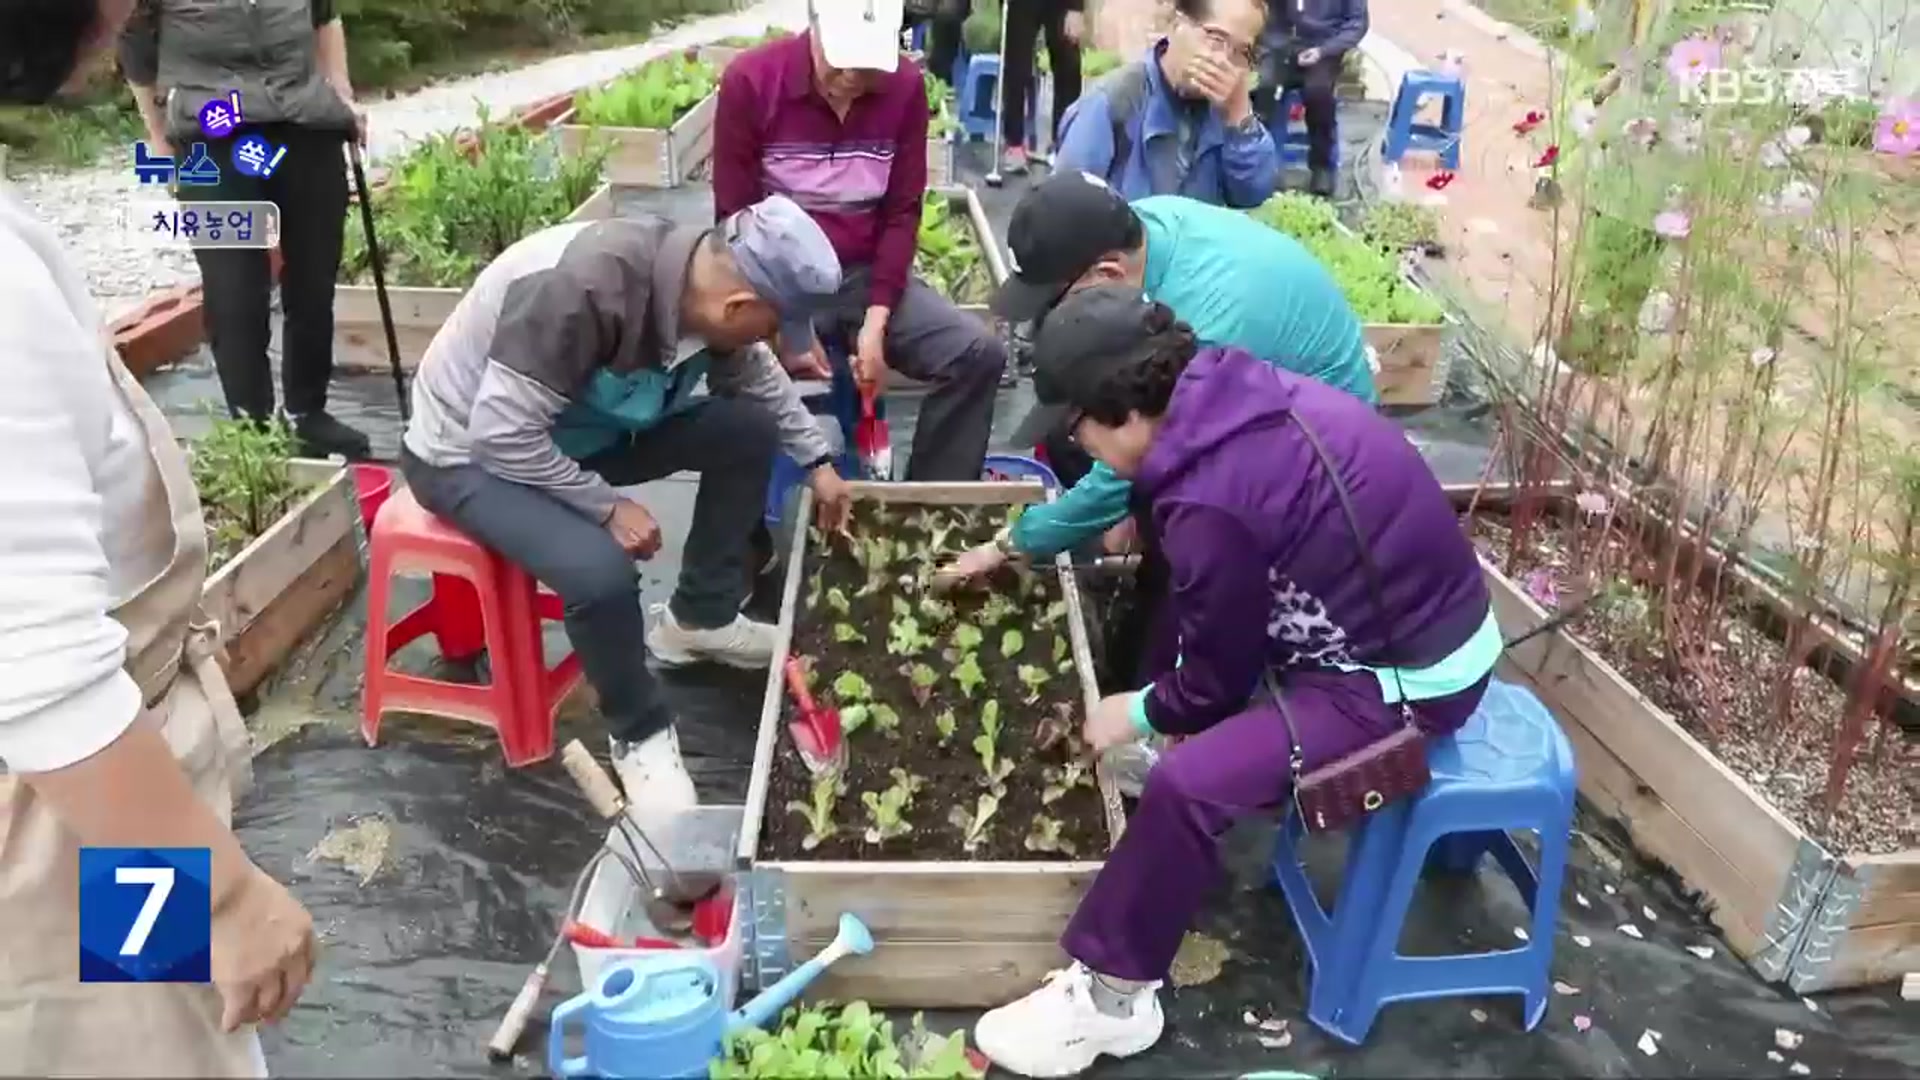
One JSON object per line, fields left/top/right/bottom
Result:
{"left": 346, "top": 139, "right": 409, "bottom": 424}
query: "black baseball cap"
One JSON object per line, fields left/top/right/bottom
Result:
{"left": 1008, "top": 283, "right": 1167, "bottom": 448}
{"left": 990, "top": 171, "right": 1141, "bottom": 325}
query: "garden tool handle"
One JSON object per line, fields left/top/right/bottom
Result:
{"left": 560, "top": 739, "right": 626, "bottom": 821}
{"left": 783, "top": 656, "right": 819, "bottom": 714}
{"left": 487, "top": 963, "right": 547, "bottom": 1060}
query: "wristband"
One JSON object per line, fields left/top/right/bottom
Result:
{"left": 1128, "top": 685, "right": 1156, "bottom": 738}
{"left": 802, "top": 453, "right": 835, "bottom": 473}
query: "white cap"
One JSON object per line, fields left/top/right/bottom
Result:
{"left": 809, "top": 0, "right": 905, "bottom": 73}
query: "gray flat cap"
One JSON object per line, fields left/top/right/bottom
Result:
{"left": 724, "top": 194, "right": 842, "bottom": 352}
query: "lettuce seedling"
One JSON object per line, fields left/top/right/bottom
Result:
{"left": 952, "top": 654, "right": 985, "bottom": 699}
{"left": 805, "top": 575, "right": 823, "bottom": 611}
{"left": 1024, "top": 815, "right": 1077, "bottom": 857}
{"left": 1017, "top": 664, "right": 1051, "bottom": 703}
{"left": 1000, "top": 628, "right": 1025, "bottom": 659}
{"left": 868, "top": 702, "right": 901, "bottom": 737}
{"left": 947, "top": 792, "right": 1000, "bottom": 852}
{"left": 838, "top": 703, "right": 870, "bottom": 735}
{"left": 1042, "top": 599, "right": 1067, "bottom": 625}
{"left": 951, "top": 624, "right": 984, "bottom": 653}
{"left": 832, "top": 671, "right": 872, "bottom": 703}
{"left": 1041, "top": 759, "right": 1093, "bottom": 805}
{"left": 1033, "top": 703, "right": 1072, "bottom": 753}
{"left": 786, "top": 774, "right": 842, "bottom": 850}
{"left": 904, "top": 662, "right": 940, "bottom": 706}
{"left": 978, "top": 592, "right": 1019, "bottom": 626}
{"left": 970, "top": 701, "right": 1012, "bottom": 790}
{"left": 832, "top": 623, "right": 866, "bottom": 645}
{"left": 861, "top": 781, "right": 914, "bottom": 844}
{"left": 826, "top": 586, "right": 851, "bottom": 616}
{"left": 918, "top": 594, "right": 955, "bottom": 624}
{"left": 1052, "top": 634, "right": 1068, "bottom": 664}
{"left": 887, "top": 614, "right": 934, "bottom": 657}
{"left": 933, "top": 708, "right": 957, "bottom": 745}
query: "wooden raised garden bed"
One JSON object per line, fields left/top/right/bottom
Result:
{"left": 1460, "top": 484, "right": 1917, "bottom": 992}
{"left": 1251, "top": 193, "right": 1451, "bottom": 407}
{"left": 555, "top": 51, "right": 720, "bottom": 188}
{"left": 200, "top": 458, "right": 360, "bottom": 698}
{"left": 920, "top": 185, "right": 1007, "bottom": 329}
{"left": 737, "top": 482, "right": 1125, "bottom": 1008}
{"left": 695, "top": 26, "right": 793, "bottom": 70}
{"left": 333, "top": 184, "right": 614, "bottom": 375}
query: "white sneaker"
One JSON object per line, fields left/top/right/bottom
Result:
{"left": 974, "top": 964, "right": 1164, "bottom": 1078}
{"left": 646, "top": 604, "right": 777, "bottom": 669}
{"left": 610, "top": 729, "right": 697, "bottom": 831}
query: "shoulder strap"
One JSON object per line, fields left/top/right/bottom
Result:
{"left": 1290, "top": 413, "right": 1415, "bottom": 717}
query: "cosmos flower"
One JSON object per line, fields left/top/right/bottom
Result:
{"left": 1638, "top": 290, "right": 1676, "bottom": 334}
{"left": 1750, "top": 346, "right": 1776, "bottom": 368}
{"left": 1666, "top": 37, "right": 1723, "bottom": 92}
{"left": 1572, "top": 4, "right": 1597, "bottom": 36}
{"left": 1875, "top": 98, "right": 1920, "bottom": 157}
{"left": 1522, "top": 568, "right": 1561, "bottom": 608}
{"left": 1570, "top": 100, "right": 1598, "bottom": 137}
{"left": 1758, "top": 125, "right": 1811, "bottom": 168}
{"left": 1575, "top": 491, "right": 1610, "bottom": 517}
{"left": 1622, "top": 116, "right": 1660, "bottom": 149}
{"left": 1758, "top": 179, "right": 1820, "bottom": 217}
{"left": 1653, "top": 209, "right": 1691, "bottom": 239}
{"left": 1669, "top": 116, "right": 1704, "bottom": 154}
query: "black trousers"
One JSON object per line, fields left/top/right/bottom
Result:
{"left": 927, "top": 2, "right": 967, "bottom": 86}
{"left": 1254, "top": 50, "right": 1341, "bottom": 172}
{"left": 1001, "top": 0, "right": 1082, "bottom": 148}
{"left": 177, "top": 122, "right": 350, "bottom": 421}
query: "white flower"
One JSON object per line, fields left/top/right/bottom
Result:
{"left": 1638, "top": 290, "right": 1676, "bottom": 334}
{"left": 1759, "top": 179, "right": 1820, "bottom": 217}
{"left": 1571, "top": 100, "right": 1598, "bottom": 138}
{"left": 1750, "top": 346, "right": 1776, "bottom": 368}
{"left": 1758, "top": 125, "right": 1810, "bottom": 168}
{"left": 1575, "top": 491, "right": 1610, "bottom": 517}
{"left": 1670, "top": 116, "right": 1704, "bottom": 154}
{"left": 1572, "top": 3, "right": 1597, "bottom": 36}
{"left": 1623, "top": 116, "right": 1660, "bottom": 149}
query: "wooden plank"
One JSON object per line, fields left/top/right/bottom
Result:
{"left": 1483, "top": 557, "right": 1808, "bottom": 955}
{"left": 221, "top": 533, "right": 360, "bottom": 699}
{"left": 201, "top": 463, "right": 357, "bottom": 659}
{"left": 927, "top": 136, "right": 956, "bottom": 188}
{"left": 566, "top": 182, "right": 617, "bottom": 223}
{"left": 1844, "top": 851, "right": 1920, "bottom": 931}
{"left": 332, "top": 285, "right": 463, "bottom": 332}
{"left": 783, "top": 939, "right": 1068, "bottom": 1008}
{"left": 842, "top": 480, "right": 1046, "bottom": 506}
{"left": 775, "top": 861, "right": 1100, "bottom": 943}
{"left": 554, "top": 90, "right": 717, "bottom": 188}
{"left": 1368, "top": 322, "right": 1446, "bottom": 407}
{"left": 1803, "top": 921, "right": 1920, "bottom": 993}
{"left": 737, "top": 487, "right": 815, "bottom": 867}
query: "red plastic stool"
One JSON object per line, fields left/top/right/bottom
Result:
{"left": 362, "top": 488, "right": 582, "bottom": 766}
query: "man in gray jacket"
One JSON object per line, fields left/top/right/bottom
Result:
{"left": 399, "top": 195, "right": 853, "bottom": 827}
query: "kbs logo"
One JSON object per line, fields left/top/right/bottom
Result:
{"left": 77, "top": 848, "right": 213, "bottom": 983}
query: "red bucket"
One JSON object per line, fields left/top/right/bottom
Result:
{"left": 351, "top": 464, "right": 394, "bottom": 533}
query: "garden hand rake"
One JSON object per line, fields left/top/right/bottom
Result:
{"left": 346, "top": 140, "right": 409, "bottom": 425}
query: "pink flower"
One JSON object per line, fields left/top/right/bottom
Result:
{"left": 1522, "top": 568, "right": 1561, "bottom": 609}
{"left": 1875, "top": 98, "right": 1920, "bottom": 157}
{"left": 1622, "top": 116, "right": 1660, "bottom": 149}
{"left": 1653, "top": 209, "right": 1691, "bottom": 239}
{"left": 1665, "top": 37, "right": 1723, "bottom": 91}
{"left": 1575, "top": 491, "right": 1610, "bottom": 517}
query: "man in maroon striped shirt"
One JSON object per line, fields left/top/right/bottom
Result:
{"left": 713, "top": 0, "right": 1007, "bottom": 481}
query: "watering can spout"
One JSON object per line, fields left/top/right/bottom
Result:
{"left": 729, "top": 913, "right": 873, "bottom": 1033}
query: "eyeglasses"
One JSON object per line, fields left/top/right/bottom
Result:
{"left": 1179, "top": 15, "right": 1263, "bottom": 68}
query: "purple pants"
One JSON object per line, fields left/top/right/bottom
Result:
{"left": 1061, "top": 669, "right": 1491, "bottom": 982}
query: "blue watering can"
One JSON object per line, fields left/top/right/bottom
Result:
{"left": 548, "top": 912, "right": 875, "bottom": 1078}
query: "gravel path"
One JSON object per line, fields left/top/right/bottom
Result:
{"left": 6, "top": 0, "right": 804, "bottom": 319}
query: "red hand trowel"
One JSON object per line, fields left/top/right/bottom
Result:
{"left": 783, "top": 656, "right": 845, "bottom": 775}
{"left": 854, "top": 381, "right": 892, "bottom": 481}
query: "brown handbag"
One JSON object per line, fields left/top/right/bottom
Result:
{"left": 1266, "top": 414, "right": 1432, "bottom": 834}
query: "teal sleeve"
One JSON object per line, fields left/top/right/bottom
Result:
{"left": 1128, "top": 685, "right": 1155, "bottom": 737}
{"left": 1008, "top": 462, "right": 1136, "bottom": 558}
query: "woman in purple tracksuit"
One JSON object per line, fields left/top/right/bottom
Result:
{"left": 973, "top": 284, "right": 1500, "bottom": 1078}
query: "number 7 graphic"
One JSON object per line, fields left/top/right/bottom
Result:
{"left": 115, "top": 865, "right": 176, "bottom": 956}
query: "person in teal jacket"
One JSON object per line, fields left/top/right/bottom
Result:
{"left": 942, "top": 171, "right": 1374, "bottom": 615}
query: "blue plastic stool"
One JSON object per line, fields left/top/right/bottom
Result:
{"left": 957, "top": 54, "right": 1039, "bottom": 142}
{"left": 1382, "top": 70, "right": 1465, "bottom": 169}
{"left": 1270, "top": 87, "right": 1341, "bottom": 170}
{"left": 980, "top": 453, "right": 1060, "bottom": 489}
{"left": 1269, "top": 679, "right": 1575, "bottom": 1046}
{"left": 763, "top": 346, "right": 872, "bottom": 526}
{"left": 908, "top": 22, "right": 927, "bottom": 53}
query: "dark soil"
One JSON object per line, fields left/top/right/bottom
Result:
{"left": 761, "top": 501, "right": 1112, "bottom": 862}
{"left": 1474, "top": 507, "right": 1917, "bottom": 855}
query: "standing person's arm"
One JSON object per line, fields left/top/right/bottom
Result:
{"left": 712, "top": 60, "right": 769, "bottom": 220}
{"left": 1, "top": 300, "right": 314, "bottom": 1033}
{"left": 312, "top": 0, "right": 364, "bottom": 142}
{"left": 120, "top": 0, "right": 168, "bottom": 152}
{"left": 1321, "top": 0, "right": 1369, "bottom": 56}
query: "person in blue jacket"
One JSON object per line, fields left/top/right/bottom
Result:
{"left": 1052, "top": 0, "right": 1279, "bottom": 207}
{"left": 1254, "top": 0, "right": 1370, "bottom": 198}
{"left": 942, "top": 171, "right": 1375, "bottom": 686}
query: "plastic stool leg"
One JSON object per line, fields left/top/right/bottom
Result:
{"left": 1383, "top": 87, "right": 1416, "bottom": 163}
{"left": 1519, "top": 812, "right": 1573, "bottom": 1029}
{"left": 492, "top": 562, "right": 558, "bottom": 767}
{"left": 1440, "top": 87, "right": 1465, "bottom": 170}
{"left": 1306, "top": 803, "right": 1413, "bottom": 1045}
{"left": 360, "top": 544, "right": 399, "bottom": 747}
{"left": 431, "top": 572, "right": 487, "bottom": 661}
{"left": 1425, "top": 829, "right": 1500, "bottom": 877}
